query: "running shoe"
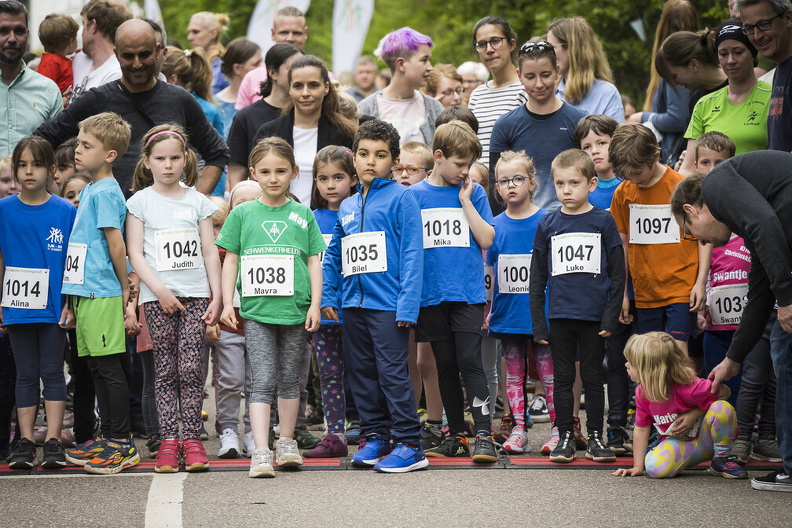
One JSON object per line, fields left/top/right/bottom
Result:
{"left": 751, "top": 437, "right": 782, "bottom": 462}
{"left": 218, "top": 428, "right": 240, "bottom": 459}
{"left": 528, "top": 395, "right": 551, "bottom": 423}
{"left": 541, "top": 426, "right": 560, "bottom": 456}
{"left": 293, "top": 427, "right": 320, "bottom": 449}
{"left": 425, "top": 434, "right": 469, "bottom": 458}
{"left": 730, "top": 434, "right": 752, "bottom": 464}
{"left": 8, "top": 438, "right": 36, "bottom": 469}
{"left": 708, "top": 455, "right": 748, "bottom": 479}
{"left": 503, "top": 426, "right": 531, "bottom": 454}
{"left": 241, "top": 431, "right": 255, "bottom": 458}
{"left": 41, "top": 438, "right": 67, "bottom": 469}
{"left": 626, "top": 408, "right": 636, "bottom": 430}
{"left": 549, "top": 431, "right": 575, "bottom": 463}
{"left": 606, "top": 426, "right": 633, "bottom": 455}
{"left": 275, "top": 437, "right": 303, "bottom": 467}
{"left": 351, "top": 436, "right": 392, "bottom": 466}
{"left": 84, "top": 441, "right": 140, "bottom": 475}
{"left": 420, "top": 423, "right": 443, "bottom": 450}
{"left": 586, "top": 431, "right": 616, "bottom": 462}
{"left": 183, "top": 438, "right": 209, "bottom": 471}
{"left": 305, "top": 407, "right": 325, "bottom": 429}
{"left": 146, "top": 434, "right": 162, "bottom": 458}
{"left": 472, "top": 434, "right": 499, "bottom": 463}
{"left": 572, "top": 417, "right": 587, "bottom": 450}
{"left": 495, "top": 415, "right": 513, "bottom": 443}
{"left": 65, "top": 438, "right": 107, "bottom": 466}
{"left": 345, "top": 420, "right": 361, "bottom": 445}
{"left": 249, "top": 448, "right": 275, "bottom": 478}
{"left": 374, "top": 444, "right": 429, "bottom": 473}
{"left": 199, "top": 424, "right": 209, "bottom": 441}
{"left": 303, "top": 434, "right": 348, "bottom": 458}
{"left": 750, "top": 470, "right": 792, "bottom": 492}
{"left": 155, "top": 439, "right": 180, "bottom": 473}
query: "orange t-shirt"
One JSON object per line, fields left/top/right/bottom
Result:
{"left": 611, "top": 166, "right": 699, "bottom": 309}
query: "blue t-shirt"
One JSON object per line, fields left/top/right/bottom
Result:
{"left": 532, "top": 206, "right": 622, "bottom": 321}
{"left": 313, "top": 207, "right": 342, "bottom": 325}
{"left": 769, "top": 55, "right": 792, "bottom": 152}
{"left": 410, "top": 180, "right": 494, "bottom": 306}
{"left": 589, "top": 177, "right": 623, "bottom": 210}
{"left": 486, "top": 208, "right": 548, "bottom": 334}
{"left": 0, "top": 194, "right": 76, "bottom": 324}
{"left": 62, "top": 177, "right": 127, "bottom": 298}
{"left": 557, "top": 78, "right": 624, "bottom": 123}
{"left": 490, "top": 103, "right": 588, "bottom": 211}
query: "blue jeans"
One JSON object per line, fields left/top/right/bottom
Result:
{"left": 770, "top": 318, "right": 792, "bottom": 476}
{"left": 703, "top": 330, "right": 741, "bottom": 407}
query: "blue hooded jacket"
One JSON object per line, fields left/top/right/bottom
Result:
{"left": 321, "top": 177, "right": 423, "bottom": 323}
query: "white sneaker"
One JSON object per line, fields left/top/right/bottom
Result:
{"left": 249, "top": 448, "right": 275, "bottom": 478}
{"left": 218, "top": 428, "right": 240, "bottom": 459}
{"left": 541, "top": 426, "right": 560, "bottom": 456}
{"left": 275, "top": 437, "right": 303, "bottom": 467}
{"left": 241, "top": 432, "right": 255, "bottom": 458}
{"left": 528, "top": 394, "right": 551, "bottom": 423}
{"left": 503, "top": 426, "right": 531, "bottom": 454}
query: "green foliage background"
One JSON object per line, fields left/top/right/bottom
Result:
{"left": 160, "top": 0, "right": 729, "bottom": 106}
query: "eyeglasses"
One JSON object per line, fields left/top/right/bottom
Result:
{"left": 519, "top": 41, "right": 555, "bottom": 55}
{"left": 391, "top": 165, "right": 426, "bottom": 176}
{"left": 742, "top": 12, "right": 784, "bottom": 34}
{"left": 496, "top": 176, "right": 528, "bottom": 188}
{"left": 681, "top": 218, "right": 698, "bottom": 241}
{"left": 440, "top": 87, "right": 465, "bottom": 97}
{"left": 474, "top": 37, "right": 506, "bottom": 51}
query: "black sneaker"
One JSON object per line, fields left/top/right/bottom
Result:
{"left": 425, "top": 434, "right": 469, "bottom": 458}
{"left": 751, "top": 470, "right": 792, "bottom": 492}
{"left": 420, "top": 423, "right": 443, "bottom": 450}
{"left": 305, "top": 407, "right": 324, "bottom": 429}
{"left": 586, "top": 431, "right": 616, "bottom": 462}
{"left": 146, "top": 434, "right": 162, "bottom": 458}
{"left": 41, "top": 438, "right": 67, "bottom": 469}
{"left": 549, "top": 431, "right": 576, "bottom": 463}
{"left": 606, "top": 426, "right": 632, "bottom": 455}
{"left": 8, "top": 438, "right": 37, "bottom": 469}
{"left": 471, "top": 434, "right": 498, "bottom": 464}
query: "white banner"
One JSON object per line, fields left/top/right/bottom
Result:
{"left": 144, "top": 0, "right": 165, "bottom": 34}
{"left": 247, "top": 0, "right": 312, "bottom": 51}
{"left": 332, "top": 0, "right": 374, "bottom": 75}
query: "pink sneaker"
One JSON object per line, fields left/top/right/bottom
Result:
{"left": 155, "top": 439, "right": 180, "bottom": 473}
{"left": 303, "top": 434, "right": 348, "bottom": 458}
{"left": 541, "top": 426, "right": 560, "bottom": 456}
{"left": 182, "top": 439, "right": 209, "bottom": 472}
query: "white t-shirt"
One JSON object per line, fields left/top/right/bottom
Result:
{"left": 468, "top": 80, "right": 528, "bottom": 165}
{"left": 126, "top": 186, "right": 217, "bottom": 304}
{"left": 292, "top": 126, "right": 319, "bottom": 206}
{"left": 377, "top": 92, "right": 426, "bottom": 145}
{"left": 70, "top": 52, "right": 121, "bottom": 102}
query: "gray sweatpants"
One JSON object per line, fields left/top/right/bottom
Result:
{"left": 210, "top": 331, "right": 252, "bottom": 432}
{"left": 245, "top": 321, "right": 306, "bottom": 405}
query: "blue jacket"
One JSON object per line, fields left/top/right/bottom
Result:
{"left": 321, "top": 177, "right": 423, "bottom": 323}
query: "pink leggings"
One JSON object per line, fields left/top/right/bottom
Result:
{"left": 500, "top": 334, "right": 554, "bottom": 427}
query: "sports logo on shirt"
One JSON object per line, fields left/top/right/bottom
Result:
{"left": 262, "top": 221, "right": 288, "bottom": 243}
{"left": 46, "top": 227, "right": 64, "bottom": 251}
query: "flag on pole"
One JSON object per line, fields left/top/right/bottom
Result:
{"left": 247, "top": 0, "right": 311, "bottom": 51}
{"left": 332, "top": 0, "right": 374, "bottom": 76}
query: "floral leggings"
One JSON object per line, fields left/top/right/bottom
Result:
{"left": 645, "top": 400, "right": 739, "bottom": 478}
{"left": 144, "top": 298, "right": 208, "bottom": 441}
{"left": 311, "top": 325, "right": 346, "bottom": 434}
{"left": 500, "top": 334, "right": 554, "bottom": 428}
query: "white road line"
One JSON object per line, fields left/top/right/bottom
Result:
{"left": 145, "top": 472, "right": 187, "bottom": 528}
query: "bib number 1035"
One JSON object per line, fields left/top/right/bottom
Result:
{"left": 341, "top": 232, "right": 387, "bottom": 276}
{"left": 240, "top": 254, "right": 294, "bottom": 297}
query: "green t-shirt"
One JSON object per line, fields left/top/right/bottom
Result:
{"left": 685, "top": 81, "right": 771, "bottom": 155}
{"left": 216, "top": 199, "right": 326, "bottom": 325}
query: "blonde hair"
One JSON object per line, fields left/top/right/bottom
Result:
{"left": 209, "top": 196, "right": 230, "bottom": 226}
{"left": 78, "top": 112, "right": 132, "bottom": 159}
{"left": 132, "top": 124, "right": 199, "bottom": 192}
{"left": 469, "top": 162, "right": 490, "bottom": 194}
{"left": 0, "top": 156, "right": 12, "bottom": 173}
{"left": 495, "top": 150, "right": 537, "bottom": 200}
{"left": 432, "top": 120, "right": 482, "bottom": 161}
{"left": 623, "top": 332, "right": 696, "bottom": 402}
{"left": 547, "top": 17, "right": 613, "bottom": 105}
{"left": 190, "top": 12, "right": 229, "bottom": 61}
{"left": 551, "top": 148, "right": 596, "bottom": 182}
{"left": 162, "top": 47, "right": 215, "bottom": 104}
{"left": 249, "top": 137, "right": 295, "bottom": 172}
{"left": 400, "top": 141, "right": 434, "bottom": 171}
{"left": 424, "top": 64, "right": 463, "bottom": 97}
{"left": 608, "top": 123, "right": 660, "bottom": 177}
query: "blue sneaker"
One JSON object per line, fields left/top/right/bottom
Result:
{"left": 708, "top": 455, "right": 748, "bottom": 479}
{"left": 351, "top": 436, "right": 391, "bottom": 466}
{"left": 374, "top": 444, "right": 429, "bottom": 473}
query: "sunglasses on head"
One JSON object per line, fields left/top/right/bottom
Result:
{"left": 519, "top": 40, "right": 555, "bottom": 55}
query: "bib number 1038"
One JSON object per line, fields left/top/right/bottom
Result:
{"left": 240, "top": 254, "right": 294, "bottom": 297}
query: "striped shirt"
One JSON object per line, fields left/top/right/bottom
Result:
{"left": 468, "top": 79, "right": 527, "bottom": 166}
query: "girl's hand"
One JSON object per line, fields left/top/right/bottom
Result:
{"left": 619, "top": 295, "right": 633, "bottom": 325}
{"left": 59, "top": 305, "right": 75, "bottom": 329}
{"left": 124, "top": 311, "right": 142, "bottom": 336}
{"left": 157, "top": 290, "right": 186, "bottom": 314}
{"left": 396, "top": 320, "right": 412, "bottom": 327}
{"left": 669, "top": 408, "right": 704, "bottom": 437}
{"left": 305, "top": 306, "right": 321, "bottom": 332}
{"left": 321, "top": 307, "right": 339, "bottom": 322}
{"left": 598, "top": 330, "right": 612, "bottom": 338}
{"left": 220, "top": 305, "right": 237, "bottom": 330}
{"left": 612, "top": 467, "right": 644, "bottom": 477}
{"left": 536, "top": 339, "right": 549, "bottom": 345}
{"left": 206, "top": 324, "right": 221, "bottom": 341}
{"left": 202, "top": 298, "right": 222, "bottom": 326}
{"left": 458, "top": 176, "right": 474, "bottom": 203}
{"left": 689, "top": 282, "right": 706, "bottom": 312}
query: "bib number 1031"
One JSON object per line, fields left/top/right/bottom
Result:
{"left": 240, "top": 254, "right": 294, "bottom": 297}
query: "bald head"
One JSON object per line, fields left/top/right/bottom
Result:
{"left": 115, "top": 19, "right": 160, "bottom": 93}
{"left": 115, "top": 18, "right": 156, "bottom": 47}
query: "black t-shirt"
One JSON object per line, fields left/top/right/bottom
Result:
{"left": 688, "top": 80, "right": 728, "bottom": 116}
{"left": 227, "top": 100, "right": 282, "bottom": 166}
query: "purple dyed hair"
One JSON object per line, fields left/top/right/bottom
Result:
{"left": 376, "top": 27, "right": 433, "bottom": 71}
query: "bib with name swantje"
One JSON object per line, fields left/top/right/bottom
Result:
{"left": 241, "top": 254, "right": 294, "bottom": 297}
{"left": 341, "top": 231, "right": 387, "bottom": 276}
{"left": 551, "top": 233, "right": 601, "bottom": 276}
{"left": 2, "top": 267, "right": 49, "bottom": 310}
{"left": 709, "top": 283, "right": 749, "bottom": 326}
{"left": 629, "top": 204, "right": 679, "bottom": 245}
{"left": 156, "top": 228, "right": 202, "bottom": 271}
{"left": 63, "top": 242, "right": 87, "bottom": 285}
{"left": 497, "top": 254, "right": 531, "bottom": 293}
{"left": 421, "top": 208, "right": 470, "bottom": 249}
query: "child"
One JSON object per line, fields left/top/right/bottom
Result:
{"left": 468, "top": 162, "right": 489, "bottom": 189}
{"left": 126, "top": 124, "right": 222, "bottom": 472}
{"left": 0, "top": 136, "right": 77, "bottom": 469}
{"left": 436, "top": 105, "right": 479, "bottom": 133}
{"left": 574, "top": 114, "right": 622, "bottom": 210}
{"left": 411, "top": 121, "right": 498, "bottom": 463}
{"left": 217, "top": 137, "right": 325, "bottom": 478}
{"left": 530, "top": 149, "right": 625, "bottom": 463}
{"left": 303, "top": 145, "right": 357, "bottom": 458}
{"left": 60, "top": 173, "right": 90, "bottom": 208}
{"left": 0, "top": 156, "right": 19, "bottom": 197}
{"left": 694, "top": 131, "right": 733, "bottom": 174}
{"left": 53, "top": 138, "right": 78, "bottom": 192}
{"left": 61, "top": 112, "right": 137, "bottom": 475}
{"left": 358, "top": 28, "right": 445, "bottom": 146}
{"left": 609, "top": 123, "right": 710, "bottom": 355}
{"left": 486, "top": 150, "right": 552, "bottom": 454}
{"left": 37, "top": 14, "right": 79, "bottom": 104}
{"left": 393, "top": 141, "right": 432, "bottom": 187}
{"left": 321, "top": 120, "right": 427, "bottom": 473}
{"left": 612, "top": 332, "right": 747, "bottom": 479}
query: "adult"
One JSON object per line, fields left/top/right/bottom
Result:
{"left": 187, "top": 11, "right": 230, "bottom": 95}
{"left": 35, "top": 19, "right": 228, "bottom": 197}
{"left": 490, "top": 40, "right": 587, "bottom": 213}
{"left": 737, "top": 0, "right": 792, "bottom": 151}
{"left": 252, "top": 55, "right": 356, "bottom": 205}
{"left": 0, "top": 1, "right": 61, "bottom": 157}
{"left": 671, "top": 150, "right": 792, "bottom": 492}
{"left": 546, "top": 17, "right": 624, "bottom": 122}
{"left": 346, "top": 56, "right": 379, "bottom": 102}
{"left": 215, "top": 38, "right": 261, "bottom": 138}
{"left": 70, "top": 0, "right": 132, "bottom": 103}
{"left": 627, "top": 0, "right": 698, "bottom": 166}
{"left": 456, "top": 61, "right": 488, "bottom": 106}
{"left": 236, "top": 6, "right": 308, "bottom": 110}
{"left": 227, "top": 43, "right": 302, "bottom": 188}
{"left": 467, "top": 17, "right": 527, "bottom": 168}
{"left": 424, "top": 64, "right": 464, "bottom": 108}
{"left": 677, "top": 20, "right": 771, "bottom": 176}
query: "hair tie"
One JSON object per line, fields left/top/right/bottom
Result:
{"left": 184, "top": 49, "right": 192, "bottom": 58}
{"left": 146, "top": 130, "right": 186, "bottom": 146}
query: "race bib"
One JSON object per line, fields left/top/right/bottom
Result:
{"left": 484, "top": 264, "right": 494, "bottom": 302}
{"left": 629, "top": 204, "right": 680, "bottom": 245}
{"left": 318, "top": 234, "right": 333, "bottom": 263}
{"left": 341, "top": 232, "right": 387, "bottom": 276}
{"left": 2, "top": 267, "right": 49, "bottom": 310}
{"left": 497, "top": 254, "right": 531, "bottom": 294}
{"left": 551, "top": 233, "right": 602, "bottom": 276}
{"left": 155, "top": 228, "right": 201, "bottom": 271}
{"left": 421, "top": 208, "right": 470, "bottom": 249}
{"left": 709, "top": 283, "right": 749, "bottom": 326}
{"left": 63, "top": 242, "right": 87, "bottom": 285}
{"left": 240, "top": 254, "right": 294, "bottom": 297}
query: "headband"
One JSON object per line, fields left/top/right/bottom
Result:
{"left": 716, "top": 20, "right": 758, "bottom": 57}
{"left": 146, "top": 130, "right": 186, "bottom": 146}
{"left": 229, "top": 180, "right": 261, "bottom": 206}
